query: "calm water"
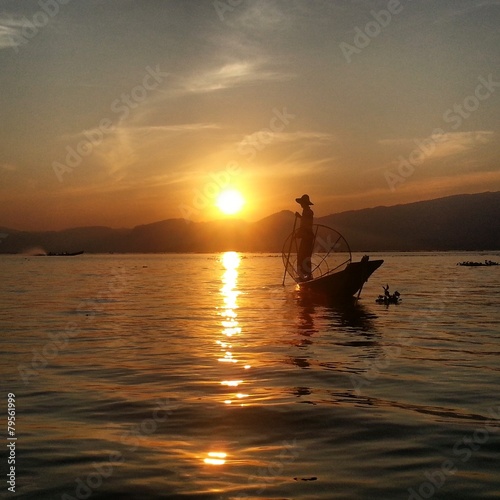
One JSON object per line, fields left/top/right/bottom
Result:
{"left": 1, "top": 252, "right": 500, "bottom": 500}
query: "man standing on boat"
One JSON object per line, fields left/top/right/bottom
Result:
{"left": 295, "top": 194, "right": 314, "bottom": 281}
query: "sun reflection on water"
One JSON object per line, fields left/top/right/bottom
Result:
{"left": 217, "top": 251, "right": 251, "bottom": 405}
{"left": 203, "top": 451, "right": 227, "bottom": 465}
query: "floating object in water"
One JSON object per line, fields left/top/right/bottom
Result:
{"left": 457, "top": 260, "right": 499, "bottom": 267}
{"left": 375, "top": 285, "right": 401, "bottom": 305}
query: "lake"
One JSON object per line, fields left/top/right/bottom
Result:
{"left": 1, "top": 251, "right": 500, "bottom": 500}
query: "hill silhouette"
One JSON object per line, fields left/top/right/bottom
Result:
{"left": 318, "top": 191, "right": 500, "bottom": 251}
{"left": 0, "top": 192, "right": 498, "bottom": 254}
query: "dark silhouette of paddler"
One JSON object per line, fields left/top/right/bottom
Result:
{"left": 295, "top": 194, "right": 315, "bottom": 281}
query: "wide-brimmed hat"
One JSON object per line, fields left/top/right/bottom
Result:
{"left": 295, "top": 194, "right": 313, "bottom": 206}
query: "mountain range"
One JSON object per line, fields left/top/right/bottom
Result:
{"left": 1, "top": 192, "right": 499, "bottom": 254}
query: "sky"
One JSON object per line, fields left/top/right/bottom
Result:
{"left": 1, "top": 0, "right": 499, "bottom": 230}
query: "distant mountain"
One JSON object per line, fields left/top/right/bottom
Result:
{"left": 0, "top": 192, "right": 498, "bottom": 254}
{"left": 317, "top": 191, "right": 500, "bottom": 251}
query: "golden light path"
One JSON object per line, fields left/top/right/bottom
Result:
{"left": 217, "top": 251, "right": 251, "bottom": 405}
{"left": 202, "top": 252, "right": 243, "bottom": 469}
{"left": 203, "top": 251, "right": 255, "bottom": 470}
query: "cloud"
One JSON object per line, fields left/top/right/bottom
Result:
{"left": 68, "top": 122, "right": 219, "bottom": 142}
{"left": 0, "top": 14, "right": 27, "bottom": 50}
{"left": 177, "top": 61, "right": 294, "bottom": 94}
{"left": 389, "top": 169, "right": 500, "bottom": 201}
{"left": 230, "top": 0, "right": 293, "bottom": 31}
{"left": 431, "top": 131, "right": 495, "bottom": 159}
{"left": 268, "top": 131, "right": 335, "bottom": 145}
{"left": 137, "top": 123, "right": 220, "bottom": 134}
{"left": 1, "top": 163, "right": 18, "bottom": 172}
{"left": 380, "top": 131, "right": 495, "bottom": 159}
{"left": 237, "top": 129, "right": 334, "bottom": 150}
{"left": 88, "top": 121, "right": 221, "bottom": 180}
{"left": 444, "top": 0, "right": 500, "bottom": 18}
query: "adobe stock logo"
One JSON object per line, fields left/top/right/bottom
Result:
{"left": 407, "top": 406, "right": 500, "bottom": 500}
{"left": 8, "top": 0, "right": 72, "bottom": 53}
{"left": 340, "top": 0, "right": 405, "bottom": 63}
{"left": 52, "top": 65, "right": 167, "bottom": 182}
{"left": 384, "top": 74, "right": 500, "bottom": 191}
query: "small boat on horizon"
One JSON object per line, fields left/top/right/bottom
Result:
{"left": 457, "top": 260, "right": 499, "bottom": 267}
{"left": 44, "top": 250, "right": 84, "bottom": 256}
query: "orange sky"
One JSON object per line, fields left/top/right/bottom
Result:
{"left": 1, "top": 1, "right": 499, "bottom": 230}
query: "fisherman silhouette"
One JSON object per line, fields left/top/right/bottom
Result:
{"left": 295, "top": 194, "right": 314, "bottom": 281}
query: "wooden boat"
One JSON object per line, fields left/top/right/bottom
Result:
{"left": 298, "top": 257, "right": 383, "bottom": 300}
{"left": 282, "top": 224, "right": 383, "bottom": 301}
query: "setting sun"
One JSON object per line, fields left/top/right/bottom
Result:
{"left": 216, "top": 189, "right": 245, "bottom": 215}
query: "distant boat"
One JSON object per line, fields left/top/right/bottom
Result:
{"left": 45, "top": 251, "right": 84, "bottom": 256}
{"left": 458, "top": 260, "right": 499, "bottom": 267}
{"left": 282, "top": 224, "right": 383, "bottom": 301}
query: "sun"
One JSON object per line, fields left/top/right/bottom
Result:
{"left": 216, "top": 189, "right": 245, "bottom": 215}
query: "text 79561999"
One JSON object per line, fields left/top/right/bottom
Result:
{"left": 7, "top": 393, "right": 16, "bottom": 493}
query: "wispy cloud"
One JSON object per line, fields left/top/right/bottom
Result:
{"left": 90, "top": 121, "right": 220, "bottom": 179}
{"left": 231, "top": 0, "right": 293, "bottom": 31}
{"left": 178, "top": 61, "right": 294, "bottom": 94}
{"left": 236, "top": 129, "right": 334, "bottom": 151}
{"left": 431, "top": 131, "right": 494, "bottom": 159}
{"left": 64, "top": 122, "right": 219, "bottom": 143}
{"left": 135, "top": 123, "right": 220, "bottom": 134}
{"left": 1, "top": 163, "right": 18, "bottom": 172}
{"left": 444, "top": 0, "right": 500, "bottom": 18}
{"left": 268, "top": 131, "right": 335, "bottom": 145}
{"left": 387, "top": 169, "right": 500, "bottom": 201}
{"left": 0, "top": 14, "right": 26, "bottom": 50}
{"left": 380, "top": 131, "right": 495, "bottom": 159}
